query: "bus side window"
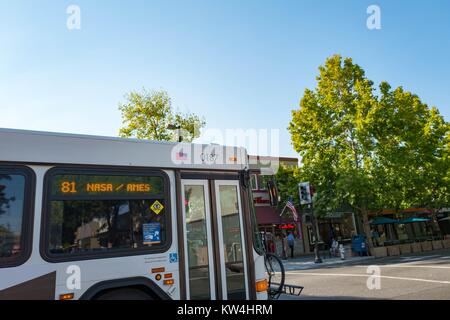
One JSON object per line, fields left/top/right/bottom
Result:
{"left": 0, "top": 167, "right": 33, "bottom": 267}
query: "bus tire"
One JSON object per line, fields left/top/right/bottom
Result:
{"left": 95, "top": 287, "right": 154, "bottom": 300}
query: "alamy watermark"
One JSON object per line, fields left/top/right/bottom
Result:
{"left": 170, "top": 128, "right": 281, "bottom": 173}
{"left": 66, "top": 265, "right": 81, "bottom": 290}
{"left": 366, "top": 265, "right": 382, "bottom": 290}
{"left": 67, "top": 5, "right": 81, "bottom": 30}
{"left": 367, "top": 5, "right": 381, "bottom": 30}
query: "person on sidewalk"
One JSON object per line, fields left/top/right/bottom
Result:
{"left": 330, "top": 238, "right": 339, "bottom": 257}
{"left": 269, "top": 239, "right": 276, "bottom": 253}
{"left": 280, "top": 234, "right": 288, "bottom": 260}
{"left": 287, "top": 232, "right": 295, "bottom": 259}
{"left": 371, "top": 228, "right": 380, "bottom": 247}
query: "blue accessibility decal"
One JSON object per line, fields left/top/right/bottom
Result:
{"left": 143, "top": 223, "right": 161, "bottom": 245}
{"left": 169, "top": 253, "right": 178, "bottom": 263}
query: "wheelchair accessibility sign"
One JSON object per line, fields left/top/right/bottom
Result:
{"left": 169, "top": 253, "right": 178, "bottom": 263}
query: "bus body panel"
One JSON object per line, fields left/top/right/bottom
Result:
{"left": 0, "top": 128, "right": 246, "bottom": 171}
{"left": 0, "top": 166, "right": 180, "bottom": 300}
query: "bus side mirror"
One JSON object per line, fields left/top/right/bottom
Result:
{"left": 239, "top": 170, "right": 251, "bottom": 189}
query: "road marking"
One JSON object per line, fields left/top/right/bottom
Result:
{"left": 399, "top": 258, "right": 426, "bottom": 262}
{"left": 354, "top": 265, "right": 450, "bottom": 269}
{"left": 399, "top": 255, "right": 440, "bottom": 260}
{"left": 286, "top": 272, "right": 450, "bottom": 285}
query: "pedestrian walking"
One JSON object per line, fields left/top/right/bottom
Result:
{"left": 287, "top": 232, "right": 295, "bottom": 259}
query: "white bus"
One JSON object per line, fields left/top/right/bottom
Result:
{"left": 0, "top": 128, "right": 268, "bottom": 300}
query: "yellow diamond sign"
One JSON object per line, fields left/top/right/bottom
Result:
{"left": 150, "top": 200, "right": 164, "bottom": 215}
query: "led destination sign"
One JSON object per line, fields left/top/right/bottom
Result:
{"left": 61, "top": 182, "right": 151, "bottom": 193}
{"left": 51, "top": 174, "right": 164, "bottom": 197}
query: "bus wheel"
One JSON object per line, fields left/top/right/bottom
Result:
{"left": 95, "top": 288, "right": 154, "bottom": 300}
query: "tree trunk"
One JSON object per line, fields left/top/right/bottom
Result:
{"left": 430, "top": 209, "right": 443, "bottom": 239}
{"left": 361, "top": 210, "right": 374, "bottom": 256}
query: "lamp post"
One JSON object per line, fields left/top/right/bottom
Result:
{"left": 167, "top": 124, "right": 182, "bottom": 142}
{"left": 310, "top": 202, "right": 323, "bottom": 264}
{"left": 299, "top": 182, "right": 322, "bottom": 264}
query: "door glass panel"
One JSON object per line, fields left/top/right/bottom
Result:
{"left": 184, "top": 185, "right": 211, "bottom": 300}
{"left": 218, "top": 185, "right": 246, "bottom": 300}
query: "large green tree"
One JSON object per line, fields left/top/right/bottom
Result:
{"left": 119, "top": 89, "right": 206, "bottom": 142}
{"left": 370, "top": 84, "right": 450, "bottom": 235}
{"left": 289, "top": 55, "right": 449, "bottom": 252}
{"left": 415, "top": 123, "right": 450, "bottom": 232}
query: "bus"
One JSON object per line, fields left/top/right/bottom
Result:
{"left": 0, "top": 128, "right": 269, "bottom": 300}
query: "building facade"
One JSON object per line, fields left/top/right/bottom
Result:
{"left": 248, "top": 155, "right": 308, "bottom": 257}
{"left": 248, "top": 155, "right": 361, "bottom": 257}
{"left": 248, "top": 155, "right": 450, "bottom": 257}
{"left": 368, "top": 207, "right": 450, "bottom": 246}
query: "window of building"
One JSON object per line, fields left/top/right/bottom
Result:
{"left": 44, "top": 169, "right": 170, "bottom": 260}
{"left": 257, "top": 175, "right": 268, "bottom": 190}
{"left": 0, "top": 167, "right": 33, "bottom": 267}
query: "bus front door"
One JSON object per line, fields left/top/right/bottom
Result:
{"left": 181, "top": 179, "right": 249, "bottom": 300}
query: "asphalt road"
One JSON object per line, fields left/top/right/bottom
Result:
{"left": 282, "top": 250, "right": 450, "bottom": 300}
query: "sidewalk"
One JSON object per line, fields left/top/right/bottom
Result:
{"left": 282, "top": 254, "right": 374, "bottom": 271}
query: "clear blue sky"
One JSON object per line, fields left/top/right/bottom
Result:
{"left": 1, "top": 0, "right": 449, "bottom": 158}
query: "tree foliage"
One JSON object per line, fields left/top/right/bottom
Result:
{"left": 274, "top": 165, "right": 301, "bottom": 211}
{"left": 0, "top": 175, "right": 13, "bottom": 216}
{"left": 288, "top": 55, "right": 449, "bottom": 249}
{"left": 119, "top": 89, "right": 206, "bottom": 142}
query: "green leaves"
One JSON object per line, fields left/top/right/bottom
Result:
{"left": 289, "top": 54, "right": 450, "bottom": 221}
{"left": 274, "top": 165, "right": 301, "bottom": 212}
{"left": 118, "top": 88, "right": 206, "bottom": 142}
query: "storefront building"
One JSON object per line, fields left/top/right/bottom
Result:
{"left": 316, "top": 211, "right": 358, "bottom": 249}
{"left": 369, "top": 207, "right": 450, "bottom": 246}
{"left": 247, "top": 154, "right": 450, "bottom": 256}
{"left": 248, "top": 155, "right": 307, "bottom": 257}
{"left": 248, "top": 155, "right": 362, "bottom": 256}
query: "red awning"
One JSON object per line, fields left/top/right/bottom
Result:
{"left": 256, "top": 206, "right": 292, "bottom": 225}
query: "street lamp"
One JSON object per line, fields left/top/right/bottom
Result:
{"left": 167, "top": 124, "right": 182, "bottom": 142}
{"left": 310, "top": 202, "right": 323, "bottom": 264}
{"left": 299, "top": 182, "right": 322, "bottom": 264}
